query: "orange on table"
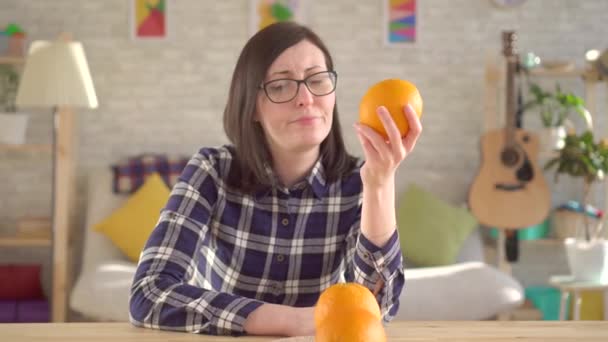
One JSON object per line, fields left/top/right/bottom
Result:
{"left": 359, "top": 79, "right": 423, "bottom": 139}
{"left": 314, "top": 282, "right": 384, "bottom": 341}
{"left": 315, "top": 308, "right": 386, "bottom": 342}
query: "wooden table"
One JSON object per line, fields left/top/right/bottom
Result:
{"left": 1, "top": 322, "right": 607, "bottom": 341}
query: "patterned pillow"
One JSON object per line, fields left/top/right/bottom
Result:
{"left": 111, "top": 153, "right": 189, "bottom": 194}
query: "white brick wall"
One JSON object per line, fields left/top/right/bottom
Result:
{"left": 1, "top": 0, "right": 608, "bottom": 294}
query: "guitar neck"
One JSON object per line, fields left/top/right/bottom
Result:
{"left": 503, "top": 31, "right": 519, "bottom": 145}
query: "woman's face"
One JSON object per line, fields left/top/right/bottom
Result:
{"left": 255, "top": 40, "right": 335, "bottom": 157}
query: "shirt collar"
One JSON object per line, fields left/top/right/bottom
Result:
{"left": 305, "top": 157, "right": 328, "bottom": 198}
{"left": 254, "top": 157, "right": 328, "bottom": 199}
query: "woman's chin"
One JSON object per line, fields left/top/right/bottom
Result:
{"left": 288, "top": 137, "right": 325, "bottom": 153}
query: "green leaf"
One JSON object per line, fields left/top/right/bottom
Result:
{"left": 544, "top": 158, "right": 560, "bottom": 171}
{"left": 524, "top": 82, "right": 590, "bottom": 128}
{"left": 549, "top": 129, "right": 608, "bottom": 182}
{"left": 271, "top": 3, "right": 294, "bottom": 21}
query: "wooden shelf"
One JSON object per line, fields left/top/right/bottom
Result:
{"left": 522, "top": 238, "right": 564, "bottom": 246}
{"left": 0, "top": 232, "right": 52, "bottom": 247}
{"left": 527, "top": 67, "right": 586, "bottom": 78}
{"left": 0, "top": 56, "right": 25, "bottom": 65}
{"left": 0, "top": 143, "right": 53, "bottom": 152}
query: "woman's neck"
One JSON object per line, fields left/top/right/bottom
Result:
{"left": 271, "top": 146, "right": 320, "bottom": 188}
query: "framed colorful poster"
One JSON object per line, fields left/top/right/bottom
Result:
{"left": 130, "top": 0, "right": 168, "bottom": 40}
{"left": 250, "top": 0, "right": 307, "bottom": 36}
{"left": 384, "top": 0, "right": 416, "bottom": 45}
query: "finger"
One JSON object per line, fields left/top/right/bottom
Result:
{"left": 376, "top": 106, "right": 406, "bottom": 161}
{"left": 356, "top": 129, "right": 380, "bottom": 163}
{"left": 376, "top": 106, "right": 401, "bottom": 146}
{"left": 402, "top": 104, "right": 422, "bottom": 152}
{"left": 355, "top": 123, "right": 390, "bottom": 160}
{"left": 376, "top": 106, "right": 405, "bottom": 160}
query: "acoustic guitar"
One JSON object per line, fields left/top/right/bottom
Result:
{"left": 469, "top": 31, "right": 550, "bottom": 232}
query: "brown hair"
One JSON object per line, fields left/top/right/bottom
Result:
{"left": 223, "top": 21, "right": 357, "bottom": 193}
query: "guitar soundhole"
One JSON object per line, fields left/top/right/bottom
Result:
{"left": 501, "top": 148, "right": 519, "bottom": 167}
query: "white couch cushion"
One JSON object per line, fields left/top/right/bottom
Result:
{"left": 70, "top": 260, "right": 136, "bottom": 321}
{"left": 395, "top": 262, "right": 524, "bottom": 320}
{"left": 70, "top": 167, "right": 137, "bottom": 321}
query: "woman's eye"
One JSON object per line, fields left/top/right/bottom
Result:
{"left": 269, "top": 84, "right": 284, "bottom": 92}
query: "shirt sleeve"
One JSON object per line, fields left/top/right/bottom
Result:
{"left": 346, "top": 219, "right": 405, "bottom": 322}
{"left": 129, "top": 150, "right": 264, "bottom": 336}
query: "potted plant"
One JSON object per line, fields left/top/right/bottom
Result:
{"left": 0, "top": 63, "right": 28, "bottom": 144}
{"left": 523, "top": 82, "right": 592, "bottom": 153}
{"left": 545, "top": 130, "right": 608, "bottom": 283}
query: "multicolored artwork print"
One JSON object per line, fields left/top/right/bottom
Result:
{"left": 132, "top": 0, "right": 167, "bottom": 39}
{"left": 385, "top": 0, "right": 416, "bottom": 44}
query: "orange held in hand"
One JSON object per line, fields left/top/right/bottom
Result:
{"left": 314, "top": 283, "right": 385, "bottom": 342}
{"left": 359, "top": 79, "right": 423, "bottom": 139}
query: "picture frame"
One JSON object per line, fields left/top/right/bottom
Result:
{"left": 249, "top": 0, "right": 307, "bottom": 37}
{"left": 383, "top": 0, "right": 417, "bottom": 46}
{"left": 130, "top": 0, "right": 169, "bottom": 41}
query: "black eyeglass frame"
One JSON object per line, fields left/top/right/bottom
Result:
{"left": 259, "top": 70, "right": 338, "bottom": 104}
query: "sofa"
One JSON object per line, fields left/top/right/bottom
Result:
{"left": 69, "top": 167, "right": 524, "bottom": 321}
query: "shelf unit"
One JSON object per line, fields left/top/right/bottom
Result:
{"left": 0, "top": 56, "right": 25, "bottom": 65}
{"left": 482, "top": 54, "right": 606, "bottom": 321}
{"left": 0, "top": 143, "right": 53, "bottom": 152}
{"left": 527, "top": 67, "right": 586, "bottom": 78}
{"left": 483, "top": 57, "right": 601, "bottom": 131}
{"left": 0, "top": 232, "right": 52, "bottom": 247}
{"left": 1, "top": 54, "right": 75, "bottom": 322}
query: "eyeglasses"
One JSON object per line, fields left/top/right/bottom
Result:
{"left": 260, "top": 70, "right": 338, "bottom": 104}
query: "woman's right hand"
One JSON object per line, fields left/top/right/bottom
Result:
{"left": 285, "top": 306, "right": 315, "bottom": 336}
{"left": 244, "top": 304, "right": 315, "bottom": 337}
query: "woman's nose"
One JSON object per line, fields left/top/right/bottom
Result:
{"left": 295, "top": 83, "right": 314, "bottom": 107}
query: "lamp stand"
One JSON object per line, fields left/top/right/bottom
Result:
{"left": 51, "top": 106, "right": 76, "bottom": 322}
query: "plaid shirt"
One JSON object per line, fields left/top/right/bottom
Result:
{"left": 129, "top": 146, "right": 404, "bottom": 336}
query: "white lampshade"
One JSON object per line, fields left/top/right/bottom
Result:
{"left": 16, "top": 40, "right": 98, "bottom": 108}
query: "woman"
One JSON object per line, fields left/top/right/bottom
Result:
{"left": 129, "top": 21, "right": 421, "bottom": 336}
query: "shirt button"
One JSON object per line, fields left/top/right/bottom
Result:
{"left": 271, "top": 282, "right": 283, "bottom": 295}
{"left": 281, "top": 218, "right": 289, "bottom": 226}
{"left": 276, "top": 254, "right": 285, "bottom": 262}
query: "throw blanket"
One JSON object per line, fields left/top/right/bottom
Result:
{"left": 111, "top": 153, "right": 189, "bottom": 194}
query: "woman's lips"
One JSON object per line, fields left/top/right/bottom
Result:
{"left": 291, "top": 116, "right": 319, "bottom": 125}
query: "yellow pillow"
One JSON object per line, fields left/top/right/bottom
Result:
{"left": 94, "top": 173, "right": 170, "bottom": 262}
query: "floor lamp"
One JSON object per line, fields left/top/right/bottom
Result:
{"left": 15, "top": 34, "right": 98, "bottom": 322}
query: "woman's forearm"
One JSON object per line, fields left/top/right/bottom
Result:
{"left": 361, "top": 179, "right": 397, "bottom": 248}
{"left": 244, "top": 303, "right": 315, "bottom": 337}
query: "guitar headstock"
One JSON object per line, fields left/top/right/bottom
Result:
{"left": 502, "top": 31, "right": 517, "bottom": 58}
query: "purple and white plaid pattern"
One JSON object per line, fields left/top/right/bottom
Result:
{"left": 111, "top": 154, "right": 189, "bottom": 194}
{"left": 129, "top": 146, "right": 404, "bottom": 336}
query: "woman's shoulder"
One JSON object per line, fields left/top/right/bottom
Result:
{"left": 193, "top": 145, "right": 235, "bottom": 163}
{"left": 183, "top": 144, "right": 236, "bottom": 182}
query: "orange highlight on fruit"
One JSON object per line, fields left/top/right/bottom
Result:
{"left": 314, "top": 283, "right": 385, "bottom": 342}
{"left": 359, "top": 79, "right": 423, "bottom": 139}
